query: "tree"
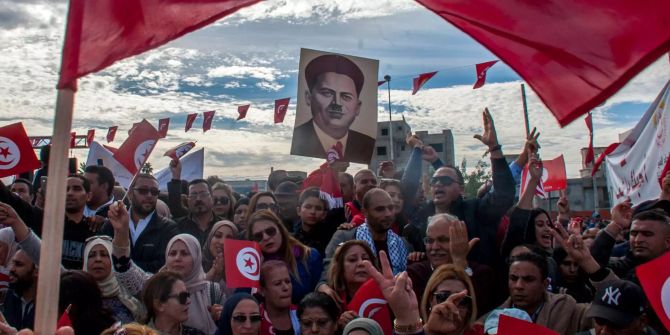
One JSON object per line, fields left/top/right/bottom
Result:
{"left": 460, "top": 158, "right": 491, "bottom": 198}
{"left": 141, "top": 162, "right": 153, "bottom": 174}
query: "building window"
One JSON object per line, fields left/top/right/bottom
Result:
{"left": 377, "top": 146, "right": 387, "bottom": 156}
{"left": 430, "top": 143, "right": 444, "bottom": 152}
{"left": 397, "top": 126, "right": 403, "bottom": 132}
{"left": 381, "top": 128, "right": 388, "bottom": 136}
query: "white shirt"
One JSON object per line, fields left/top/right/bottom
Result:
{"left": 313, "top": 123, "right": 348, "bottom": 155}
{"left": 129, "top": 211, "right": 154, "bottom": 245}
{"left": 84, "top": 195, "right": 115, "bottom": 217}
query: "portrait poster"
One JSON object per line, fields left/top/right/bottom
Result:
{"left": 291, "top": 48, "right": 379, "bottom": 164}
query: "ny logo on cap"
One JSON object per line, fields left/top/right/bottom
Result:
{"left": 602, "top": 287, "right": 621, "bottom": 305}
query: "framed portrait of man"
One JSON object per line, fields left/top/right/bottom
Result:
{"left": 291, "top": 48, "right": 379, "bottom": 164}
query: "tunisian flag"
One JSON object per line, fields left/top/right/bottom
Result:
{"left": 112, "top": 120, "right": 160, "bottom": 175}
{"left": 591, "top": 142, "right": 620, "bottom": 176}
{"left": 224, "top": 239, "right": 262, "bottom": 289}
{"left": 412, "top": 71, "right": 437, "bottom": 95}
{"left": 106, "top": 126, "right": 118, "bottom": 143}
{"left": 520, "top": 155, "right": 567, "bottom": 198}
{"left": 86, "top": 129, "right": 95, "bottom": 146}
{"left": 498, "top": 314, "right": 558, "bottom": 335}
{"left": 415, "top": 0, "right": 670, "bottom": 127}
{"left": 274, "top": 98, "right": 290, "bottom": 124}
{"left": 237, "top": 105, "right": 250, "bottom": 121}
{"left": 185, "top": 113, "right": 197, "bottom": 132}
{"left": 302, "top": 143, "right": 345, "bottom": 209}
{"left": 158, "top": 118, "right": 170, "bottom": 138}
{"left": 347, "top": 279, "right": 393, "bottom": 335}
{"left": 57, "top": 0, "right": 261, "bottom": 90}
{"left": 636, "top": 251, "right": 670, "bottom": 332}
{"left": 0, "top": 123, "right": 41, "bottom": 178}
{"left": 473, "top": 60, "right": 498, "bottom": 89}
{"left": 584, "top": 113, "right": 595, "bottom": 165}
{"left": 202, "top": 111, "right": 215, "bottom": 132}
{"left": 164, "top": 142, "right": 196, "bottom": 161}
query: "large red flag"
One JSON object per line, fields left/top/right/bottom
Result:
{"left": 498, "top": 314, "right": 558, "bottom": 335}
{"left": 203, "top": 111, "right": 215, "bottom": 133}
{"left": 584, "top": 113, "right": 595, "bottom": 165}
{"left": 224, "top": 239, "right": 262, "bottom": 289}
{"left": 0, "top": 123, "right": 41, "bottom": 178}
{"left": 158, "top": 118, "right": 170, "bottom": 138}
{"left": 473, "top": 60, "right": 498, "bottom": 89}
{"left": 520, "top": 155, "right": 567, "bottom": 198}
{"left": 112, "top": 120, "right": 160, "bottom": 175}
{"left": 412, "top": 71, "right": 437, "bottom": 95}
{"left": 57, "top": 0, "right": 261, "bottom": 90}
{"left": 237, "top": 105, "right": 250, "bottom": 121}
{"left": 347, "top": 279, "right": 393, "bottom": 335}
{"left": 591, "top": 142, "right": 620, "bottom": 176}
{"left": 86, "top": 129, "right": 95, "bottom": 147}
{"left": 106, "top": 126, "right": 118, "bottom": 143}
{"left": 636, "top": 251, "right": 670, "bottom": 332}
{"left": 274, "top": 98, "right": 290, "bottom": 124}
{"left": 415, "top": 0, "right": 670, "bottom": 127}
{"left": 164, "top": 142, "right": 196, "bottom": 161}
{"left": 185, "top": 113, "right": 197, "bottom": 132}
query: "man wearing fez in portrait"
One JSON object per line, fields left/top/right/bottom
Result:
{"left": 291, "top": 54, "right": 375, "bottom": 164}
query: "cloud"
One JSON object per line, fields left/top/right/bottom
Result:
{"left": 207, "top": 65, "right": 282, "bottom": 82}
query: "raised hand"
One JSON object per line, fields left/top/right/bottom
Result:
{"left": 610, "top": 199, "right": 633, "bottom": 230}
{"left": 552, "top": 225, "right": 600, "bottom": 274}
{"left": 364, "top": 251, "right": 420, "bottom": 324}
{"left": 421, "top": 145, "right": 438, "bottom": 163}
{"left": 528, "top": 153, "right": 543, "bottom": 180}
{"left": 523, "top": 127, "right": 541, "bottom": 154}
{"left": 557, "top": 190, "right": 570, "bottom": 222}
{"left": 108, "top": 201, "right": 130, "bottom": 233}
{"left": 449, "top": 221, "right": 479, "bottom": 269}
{"left": 0, "top": 202, "right": 22, "bottom": 228}
{"left": 406, "top": 133, "right": 423, "bottom": 148}
{"left": 473, "top": 108, "right": 499, "bottom": 148}
{"left": 424, "top": 290, "right": 468, "bottom": 334}
{"left": 378, "top": 161, "right": 395, "bottom": 178}
{"left": 169, "top": 159, "right": 182, "bottom": 180}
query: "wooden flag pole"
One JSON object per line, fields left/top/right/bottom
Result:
{"left": 34, "top": 88, "right": 75, "bottom": 335}
{"left": 521, "top": 83, "right": 530, "bottom": 137}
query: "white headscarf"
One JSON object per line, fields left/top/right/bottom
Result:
{"left": 0, "top": 228, "right": 19, "bottom": 267}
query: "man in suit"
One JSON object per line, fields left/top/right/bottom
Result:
{"left": 292, "top": 54, "right": 375, "bottom": 164}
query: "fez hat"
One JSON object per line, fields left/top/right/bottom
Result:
{"left": 305, "top": 54, "right": 365, "bottom": 95}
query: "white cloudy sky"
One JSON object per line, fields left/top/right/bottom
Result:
{"left": 0, "top": 0, "right": 668, "bottom": 180}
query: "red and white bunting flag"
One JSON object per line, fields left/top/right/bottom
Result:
{"left": 415, "top": 1, "right": 670, "bottom": 127}
{"left": 112, "top": 120, "right": 160, "bottom": 175}
{"left": 412, "top": 71, "right": 437, "bottom": 95}
{"left": 377, "top": 80, "right": 386, "bottom": 86}
{"left": 224, "top": 239, "right": 262, "bottom": 289}
{"left": 274, "top": 98, "right": 290, "bottom": 124}
{"left": 86, "top": 129, "right": 95, "bottom": 146}
{"left": 237, "top": 105, "right": 250, "bottom": 121}
{"left": 636, "top": 251, "right": 670, "bottom": 332}
{"left": 347, "top": 279, "right": 393, "bottom": 335}
{"left": 69, "top": 132, "right": 76, "bottom": 148}
{"left": 158, "top": 118, "right": 170, "bottom": 138}
{"left": 584, "top": 113, "right": 595, "bottom": 165}
{"left": 203, "top": 110, "right": 215, "bottom": 132}
{"left": 472, "top": 60, "right": 498, "bottom": 89}
{"left": 185, "top": 113, "right": 197, "bottom": 132}
{"left": 0, "top": 123, "right": 41, "bottom": 178}
{"left": 498, "top": 314, "right": 558, "bottom": 335}
{"left": 164, "top": 142, "right": 196, "bottom": 161}
{"left": 520, "top": 155, "right": 567, "bottom": 198}
{"left": 57, "top": 0, "right": 260, "bottom": 90}
{"left": 106, "top": 126, "right": 118, "bottom": 143}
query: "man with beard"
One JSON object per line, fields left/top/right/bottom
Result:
{"left": 3, "top": 249, "right": 37, "bottom": 330}
{"left": 101, "top": 174, "right": 178, "bottom": 272}
{"left": 61, "top": 175, "right": 99, "bottom": 269}
{"left": 344, "top": 169, "right": 377, "bottom": 225}
{"left": 83, "top": 165, "right": 115, "bottom": 218}
{"left": 175, "top": 179, "right": 220, "bottom": 245}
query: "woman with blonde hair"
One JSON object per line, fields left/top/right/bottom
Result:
{"left": 211, "top": 183, "right": 236, "bottom": 221}
{"left": 326, "top": 240, "right": 376, "bottom": 306}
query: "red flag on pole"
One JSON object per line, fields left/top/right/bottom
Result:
{"left": 636, "top": 251, "right": 670, "bottom": 332}
{"left": 237, "top": 105, "right": 250, "bottom": 121}
{"left": 498, "top": 314, "right": 558, "bottom": 335}
{"left": 203, "top": 111, "right": 215, "bottom": 132}
{"left": 591, "top": 142, "right": 620, "bottom": 176}
{"left": 412, "top": 71, "right": 437, "bottom": 95}
{"left": 0, "top": 123, "right": 41, "bottom": 178}
{"left": 520, "top": 155, "right": 567, "bottom": 198}
{"left": 584, "top": 113, "right": 595, "bottom": 165}
{"left": 415, "top": 0, "right": 670, "bottom": 127}
{"left": 347, "top": 279, "right": 393, "bottom": 335}
{"left": 158, "top": 118, "right": 170, "bottom": 138}
{"left": 185, "top": 113, "right": 197, "bottom": 132}
{"left": 473, "top": 60, "right": 498, "bottom": 89}
{"left": 106, "top": 126, "right": 118, "bottom": 143}
{"left": 224, "top": 239, "right": 262, "bottom": 289}
{"left": 69, "top": 132, "right": 76, "bottom": 148}
{"left": 57, "top": 0, "right": 261, "bottom": 90}
{"left": 164, "top": 142, "right": 196, "bottom": 161}
{"left": 86, "top": 129, "right": 95, "bottom": 146}
{"left": 274, "top": 98, "right": 290, "bottom": 124}
{"left": 112, "top": 120, "right": 160, "bottom": 175}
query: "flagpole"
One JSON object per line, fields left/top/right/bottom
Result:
{"left": 521, "top": 83, "right": 530, "bottom": 137}
{"left": 591, "top": 111, "right": 599, "bottom": 211}
{"left": 385, "top": 75, "right": 393, "bottom": 161}
{"left": 35, "top": 88, "right": 75, "bottom": 335}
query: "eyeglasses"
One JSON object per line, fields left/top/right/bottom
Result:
{"left": 133, "top": 188, "right": 160, "bottom": 196}
{"left": 423, "top": 236, "right": 450, "bottom": 245}
{"left": 213, "top": 196, "right": 230, "bottom": 205}
{"left": 232, "top": 314, "right": 262, "bottom": 324}
{"left": 252, "top": 226, "right": 278, "bottom": 242}
{"left": 168, "top": 291, "right": 191, "bottom": 305}
{"left": 256, "top": 203, "right": 279, "bottom": 212}
{"left": 430, "top": 176, "right": 457, "bottom": 186}
{"left": 433, "top": 291, "right": 472, "bottom": 308}
{"left": 188, "top": 191, "right": 211, "bottom": 200}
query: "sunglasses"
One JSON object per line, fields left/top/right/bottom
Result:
{"left": 168, "top": 291, "right": 191, "bottom": 305}
{"left": 433, "top": 291, "right": 472, "bottom": 308}
{"left": 252, "top": 226, "right": 278, "bottom": 242}
{"left": 430, "top": 176, "right": 457, "bottom": 186}
{"left": 232, "top": 314, "right": 262, "bottom": 324}
{"left": 214, "top": 196, "right": 230, "bottom": 205}
{"left": 133, "top": 188, "right": 160, "bottom": 196}
{"left": 256, "top": 203, "right": 279, "bottom": 212}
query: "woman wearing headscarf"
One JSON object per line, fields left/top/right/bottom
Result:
{"left": 83, "top": 236, "right": 145, "bottom": 323}
{"left": 203, "top": 221, "right": 238, "bottom": 296}
{"left": 341, "top": 318, "right": 383, "bottom": 335}
{"left": 216, "top": 293, "right": 261, "bottom": 335}
{"left": 109, "top": 201, "right": 225, "bottom": 335}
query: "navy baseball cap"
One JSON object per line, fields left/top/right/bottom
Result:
{"left": 587, "top": 280, "right": 646, "bottom": 327}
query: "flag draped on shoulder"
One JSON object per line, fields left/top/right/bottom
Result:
{"left": 412, "top": 71, "right": 437, "bottom": 95}
{"left": 415, "top": 0, "right": 670, "bottom": 126}
{"left": 57, "top": 0, "right": 261, "bottom": 90}
{"left": 0, "top": 123, "right": 41, "bottom": 178}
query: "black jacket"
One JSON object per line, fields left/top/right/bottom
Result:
{"left": 3, "top": 289, "right": 34, "bottom": 330}
{"left": 0, "top": 181, "right": 43, "bottom": 236}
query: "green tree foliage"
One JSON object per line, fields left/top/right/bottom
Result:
{"left": 141, "top": 162, "right": 153, "bottom": 174}
{"left": 460, "top": 158, "right": 491, "bottom": 199}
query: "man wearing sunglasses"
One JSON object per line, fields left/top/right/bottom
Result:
{"left": 101, "top": 174, "right": 179, "bottom": 273}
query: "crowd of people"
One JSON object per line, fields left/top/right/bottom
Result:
{"left": 0, "top": 109, "right": 668, "bottom": 335}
